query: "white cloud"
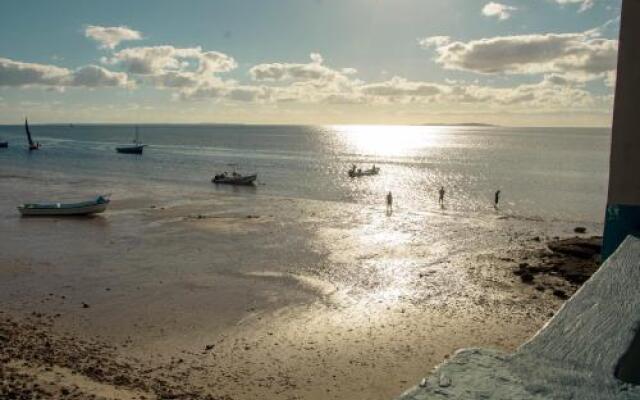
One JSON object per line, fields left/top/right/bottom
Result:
{"left": 249, "top": 53, "right": 355, "bottom": 83}
{"left": 482, "top": 2, "right": 517, "bottom": 20}
{"left": 360, "top": 76, "right": 443, "bottom": 99}
{"left": 70, "top": 65, "right": 130, "bottom": 88}
{"left": 105, "top": 46, "right": 236, "bottom": 77}
{"left": 85, "top": 25, "right": 142, "bottom": 49}
{"left": 0, "top": 57, "right": 129, "bottom": 89}
{"left": 554, "top": 0, "right": 594, "bottom": 13}
{"left": 418, "top": 36, "right": 451, "bottom": 48}
{"left": 420, "top": 31, "right": 617, "bottom": 82}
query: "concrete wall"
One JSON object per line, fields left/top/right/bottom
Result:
{"left": 603, "top": 0, "right": 640, "bottom": 258}
{"left": 395, "top": 236, "right": 640, "bottom": 399}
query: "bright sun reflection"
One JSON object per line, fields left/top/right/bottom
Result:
{"left": 331, "top": 124, "right": 447, "bottom": 157}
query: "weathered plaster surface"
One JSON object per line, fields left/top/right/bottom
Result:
{"left": 397, "top": 236, "right": 640, "bottom": 400}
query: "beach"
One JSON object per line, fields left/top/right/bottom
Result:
{"left": 0, "top": 165, "right": 602, "bottom": 399}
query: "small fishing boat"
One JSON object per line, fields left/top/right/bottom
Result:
{"left": 25, "top": 118, "right": 40, "bottom": 150}
{"left": 116, "top": 126, "right": 146, "bottom": 154}
{"left": 0, "top": 141, "right": 7, "bottom": 148}
{"left": 212, "top": 172, "right": 257, "bottom": 185}
{"left": 348, "top": 165, "right": 380, "bottom": 178}
{"left": 18, "top": 195, "right": 110, "bottom": 216}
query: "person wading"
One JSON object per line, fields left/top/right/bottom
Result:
{"left": 494, "top": 190, "right": 501, "bottom": 209}
{"left": 438, "top": 186, "right": 445, "bottom": 206}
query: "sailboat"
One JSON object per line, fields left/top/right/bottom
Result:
{"left": 116, "top": 126, "right": 146, "bottom": 154}
{"left": 25, "top": 118, "right": 40, "bottom": 151}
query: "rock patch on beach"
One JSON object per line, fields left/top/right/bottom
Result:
{"left": 513, "top": 236, "right": 601, "bottom": 298}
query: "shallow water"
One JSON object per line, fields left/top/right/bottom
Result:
{"left": 0, "top": 124, "right": 610, "bottom": 222}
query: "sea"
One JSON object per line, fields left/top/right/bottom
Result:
{"left": 0, "top": 124, "right": 610, "bottom": 224}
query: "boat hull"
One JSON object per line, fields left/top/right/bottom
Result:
{"left": 348, "top": 168, "right": 380, "bottom": 178}
{"left": 212, "top": 174, "right": 257, "bottom": 185}
{"left": 116, "top": 145, "right": 145, "bottom": 154}
{"left": 18, "top": 198, "right": 110, "bottom": 216}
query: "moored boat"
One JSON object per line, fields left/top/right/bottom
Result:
{"left": 116, "top": 126, "right": 146, "bottom": 154}
{"left": 212, "top": 172, "right": 257, "bottom": 185}
{"left": 18, "top": 195, "right": 110, "bottom": 216}
{"left": 348, "top": 165, "right": 380, "bottom": 178}
{"left": 25, "top": 118, "right": 40, "bottom": 150}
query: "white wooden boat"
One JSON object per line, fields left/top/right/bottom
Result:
{"left": 18, "top": 195, "right": 110, "bottom": 216}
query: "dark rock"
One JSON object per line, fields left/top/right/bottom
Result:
{"left": 547, "top": 237, "right": 602, "bottom": 259}
{"left": 82, "top": 303, "right": 90, "bottom": 309}
{"left": 520, "top": 272, "right": 534, "bottom": 283}
{"left": 552, "top": 289, "right": 568, "bottom": 300}
{"left": 574, "top": 227, "right": 587, "bottom": 234}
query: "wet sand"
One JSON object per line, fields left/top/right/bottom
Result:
{"left": 0, "top": 172, "right": 603, "bottom": 399}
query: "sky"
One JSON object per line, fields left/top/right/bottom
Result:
{"left": 0, "top": 0, "right": 622, "bottom": 126}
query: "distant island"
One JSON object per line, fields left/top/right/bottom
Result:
{"left": 418, "top": 122, "right": 498, "bottom": 127}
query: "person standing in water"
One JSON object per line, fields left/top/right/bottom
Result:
{"left": 386, "top": 191, "right": 393, "bottom": 210}
{"left": 438, "top": 186, "right": 445, "bottom": 205}
{"left": 494, "top": 190, "right": 501, "bottom": 209}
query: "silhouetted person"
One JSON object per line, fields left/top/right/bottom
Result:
{"left": 438, "top": 186, "right": 445, "bottom": 205}
{"left": 494, "top": 190, "right": 501, "bottom": 208}
{"left": 386, "top": 191, "right": 393, "bottom": 209}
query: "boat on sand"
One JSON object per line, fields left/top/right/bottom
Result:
{"left": 18, "top": 195, "right": 110, "bottom": 216}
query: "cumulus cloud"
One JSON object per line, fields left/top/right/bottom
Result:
{"left": 482, "top": 2, "right": 517, "bottom": 20}
{"left": 420, "top": 31, "right": 617, "bottom": 82}
{"left": 554, "top": 0, "right": 594, "bottom": 13}
{"left": 360, "top": 77, "right": 443, "bottom": 98}
{"left": 70, "top": 65, "right": 130, "bottom": 88}
{"left": 249, "top": 53, "right": 355, "bottom": 84}
{"left": 85, "top": 25, "right": 142, "bottom": 49}
{"left": 102, "top": 45, "right": 238, "bottom": 99}
{"left": 0, "top": 57, "right": 129, "bottom": 89}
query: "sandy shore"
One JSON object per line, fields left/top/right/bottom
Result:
{"left": 0, "top": 171, "right": 603, "bottom": 399}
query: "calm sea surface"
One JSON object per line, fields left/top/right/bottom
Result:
{"left": 0, "top": 124, "right": 610, "bottom": 223}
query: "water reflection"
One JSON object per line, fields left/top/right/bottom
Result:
{"left": 332, "top": 125, "right": 447, "bottom": 157}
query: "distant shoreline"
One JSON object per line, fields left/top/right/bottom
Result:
{"left": 417, "top": 122, "right": 498, "bottom": 127}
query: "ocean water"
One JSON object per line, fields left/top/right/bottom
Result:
{"left": 0, "top": 124, "right": 610, "bottom": 223}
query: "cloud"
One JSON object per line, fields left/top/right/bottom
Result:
{"left": 482, "top": 2, "right": 517, "bottom": 20}
{"left": 553, "top": 0, "right": 594, "bottom": 13}
{"left": 70, "top": 65, "right": 130, "bottom": 88}
{"left": 420, "top": 31, "right": 617, "bottom": 82}
{"left": 418, "top": 36, "right": 451, "bottom": 48}
{"left": 85, "top": 25, "right": 142, "bottom": 49}
{"left": 360, "top": 76, "right": 443, "bottom": 98}
{"left": 249, "top": 53, "right": 355, "bottom": 83}
{"left": 0, "top": 57, "right": 129, "bottom": 89}
{"left": 105, "top": 46, "right": 236, "bottom": 80}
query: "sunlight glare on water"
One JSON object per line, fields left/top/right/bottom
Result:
{"left": 332, "top": 124, "right": 447, "bottom": 157}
